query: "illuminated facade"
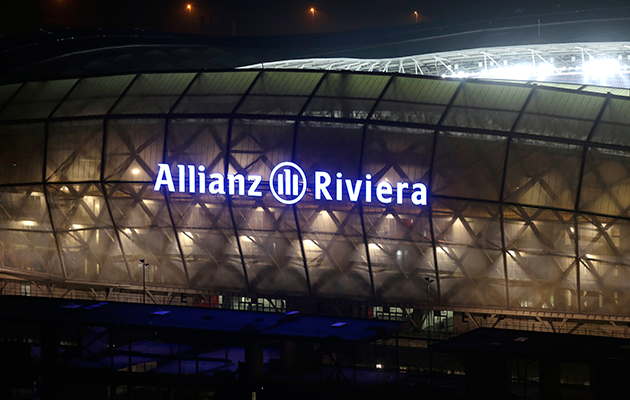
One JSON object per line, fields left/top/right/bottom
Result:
{"left": 2, "top": 68, "right": 630, "bottom": 320}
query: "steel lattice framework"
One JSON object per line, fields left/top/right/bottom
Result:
{"left": 2, "top": 69, "right": 630, "bottom": 319}
{"left": 241, "top": 42, "right": 630, "bottom": 91}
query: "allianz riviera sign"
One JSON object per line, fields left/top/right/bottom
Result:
{"left": 154, "top": 162, "right": 428, "bottom": 206}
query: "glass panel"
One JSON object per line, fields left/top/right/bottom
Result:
{"left": 173, "top": 71, "right": 259, "bottom": 114}
{"left": 504, "top": 206, "right": 577, "bottom": 311}
{"left": 58, "top": 228, "right": 128, "bottom": 284}
{"left": 0, "top": 230, "right": 62, "bottom": 276}
{"left": 580, "top": 147, "right": 630, "bottom": 217}
{"left": 53, "top": 75, "right": 135, "bottom": 117}
{"left": 111, "top": 73, "right": 196, "bottom": 114}
{"left": 0, "top": 186, "right": 51, "bottom": 231}
{"left": 504, "top": 139, "right": 582, "bottom": 209}
{"left": 47, "top": 119, "right": 103, "bottom": 182}
{"left": 104, "top": 119, "right": 165, "bottom": 181}
{"left": 432, "top": 131, "right": 507, "bottom": 201}
{"left": 0, "top": 79, "right": 78, "bottom": 120}
{"left": 294, "top": 121, "right": 371, "bottom": 300}
{"left": 0, "top": 123, "right": 45, "bottom": 185}
{"left": 578, "top": 215, "right": 630, "bottom": 266}
{"left": 303, "top": 72, "right": 390, "bottom": 119}
{"left": 237, "top": 71, "right": 323, "bottom": 116}
{"left": 46, "top": 184, "right": 112, "bottom": 232}
{"left": 433, "top": 200, "right": 505, "bottom": 308}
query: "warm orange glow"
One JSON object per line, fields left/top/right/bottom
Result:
{"left": 414, "top": 11, "right": 418, "bottom": 23}
{"left": 187, "top": 4, "right": 192, "bottom": 10}
{"left": 310, "top": 8, "right": 314, "bottom": 12}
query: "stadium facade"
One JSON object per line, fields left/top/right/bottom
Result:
{"left": 4, "top": 13, "right": 630, "bottom": 335}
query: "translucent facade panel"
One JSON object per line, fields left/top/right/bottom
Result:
{"left": 591, "top": 98, "right": 630, "bottom": 146}
{"left": 237, "top": 71, "right": 323, "bottom": 115}
{"left": 363, "top": 125, "right": 433, "bottom": 185}
{"left": 229, "top": 119, "right": 307, "bottom": 295}
{"left": 118, "top": 227, "right": 188, "bottom": 287}
{"left": 364, "top": 202, "right": 435, "bottom": 303}
{"left": 0, "top": 79, "right": 78, "bottom": 120}
{"left": 294, "top": 121, "right": 371, "bottom": 300}
{"left": 52, "top": 75, "right": 135, "bottom": 117}
{"left": 295, "top": 121, "right": 363, "bottom": 178}
{"left": 46, "top": 184, "right": 112, "bottom": 232}
{"left": 106, "top": 183, "right": 172, "bottom": 229}
{"left": 452, "top": 83, "right": 530, "bottom": 111}
{"left": 0, "top": 230, "right": 62, "bottom": 276}
{"left": 0, "top": 84, "right": 22, "bottom": 109}
{"left": 47, "top": 120, "right": 103, "bottom": 182}
{"left": 578, "top": 215, "right": 630, "bottom": 266}
{"left": 235, "top": 199, "right": 309, "bottom": 296}
{"left": 432, "top": 131, "right": 507, "bottom": 201}
{"left": 443, "top": 107, "right": 519, "bottom": 131}
{"left": 58, "top": 228, "right": 128, "bottom": 284}
{"left": 178, "top": 229, "right": 245, "bottom": 292}
{"left": 104, "top": 119, "right": 165, "bottom": 181}
{"left": 0, "top": 186, "right": 51, "bottom": 231}
{"left": 0, "top": 123, "right": 45, "bottom": 184}
{"left": 577, "top": 215, "right": 630, "bottom": 312}
{"left": 381, "top": 76, "right": 459, "bottom": 104}
{"left": 229, "top": 119, "right": 294, "bottom": 175}
{"left": 111, "top": 73, "right": 196, "bottom": 114}
{"left": 444, "top": 83, "right": 528, "bottom": 131}
{"left": 297, "top": 200, "right": 372, "bottom": 300}
{"left": 504, "top": 139, "right": 582, "bottom": 209}
{"left": 371, "top": 101, "right": 446, "bottom": 124}
{"left": 515, "top": 114, "right": 595, "bottom": 140}
{"left": 433, "top": 200, "right": 505, "bottom": 308}
{"left": 303, "top": 73, "right": 389, "bottom": 119}
{"left": 372, "top": 73, "right": 456, "bottom": 123}
{"left": 173, "top": 71, "right": 259, "bottom": 114}
{"left": 580, "top": 147, "right": 630, "bottom": 217}
{"left": 165, "top": 119, "right": 228, "bottom": 170}
{"left": 504, "top": 206, "right": 577, "bottom": 311}
{"left": 164, "top": 118, "right": 245, "bottom": 292}
{"left": 578, "top": 260, "right": 630, "bottom": 315}
{"left": 514, "top": 89, "right": 604, "bottom": 140}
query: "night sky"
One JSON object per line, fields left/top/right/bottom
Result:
{"left": 0, "top": 0, "right": 625, "bottom": 37}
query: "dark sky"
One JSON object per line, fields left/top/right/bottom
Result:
{"left": 0, "top": 0, "right": 624, "bottom": 37}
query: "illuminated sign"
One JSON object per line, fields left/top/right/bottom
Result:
{"left": 154, "top": 162, "right": 427, "bottom": 206}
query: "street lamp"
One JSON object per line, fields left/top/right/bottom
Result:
{"left": 414, "top": 11, "right": 418, "bottom": 24}
{"left": 140, "top": 259, "right": 149, "bottom": 304}
{"left": 310, "top": 7, "right": 315, "bottom": 23}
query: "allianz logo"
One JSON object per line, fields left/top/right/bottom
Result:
{"left": 154, "top": 162, "right": 427, "bottom": 206}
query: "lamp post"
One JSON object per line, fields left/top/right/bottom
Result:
{"left": 424, "top": 276, "right": 434, "bottom": 333}
{"left": 140, "top": 259, "right": 149, "bottom": 304}
{"left": 310, "top": 8, "right": 315, "bottom": 23}
{"left": 414, "top": 11, "right": 418, "bottom": 24}
{"left": 424, "top": 276, "right": 434, "bottom": 373}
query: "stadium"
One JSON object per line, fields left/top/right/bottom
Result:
{"left": 3, "top": 6, "right": 630, "bottom": 399}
